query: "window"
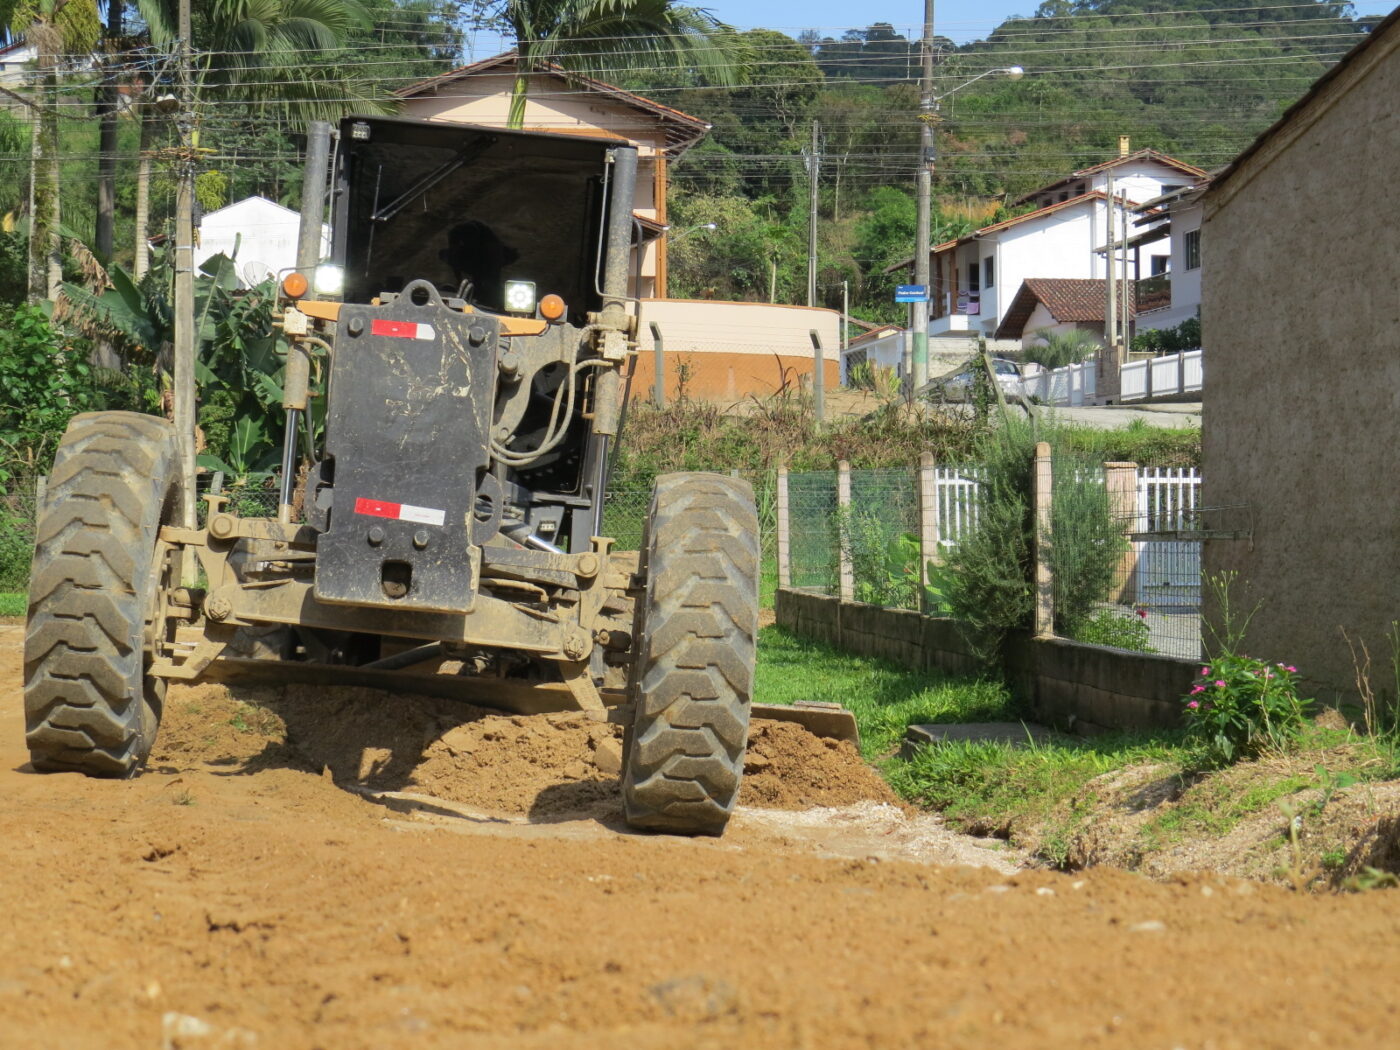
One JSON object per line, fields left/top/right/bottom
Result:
{"left": 1151, "top": 254, "right": 1169, "bottom": 276}
{"left": 1184, "top": 229, "right": 1201, "bottom": 271}
{"left": 967, "top": 261, "right": 980, "bottom": 293}
{"left": 983, "top": 256, "right": 995, "bottom": 289}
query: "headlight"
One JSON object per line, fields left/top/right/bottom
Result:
{"left": 314, "top": 263, "right": 344, "bottom": 296}
{"left": 503, "top": 280, "right": 536, "bottom": 314}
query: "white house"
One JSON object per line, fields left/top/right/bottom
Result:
{"left": 1128, "top": 183, "right": 1209, "bottom": 335}
{"left": 839, "top": 324, "right": 905, "bottom": 383}
{"left": 1015, "top": 148, "right": 1208, "bottom": 213}
{"left": 890, "top": 147, "right": 1208, "bottom": 353}
{"left": 194, "top": 196, "right": 329, "bottom": 288}
{"left": 994, "top": 278, "right": 1134, "bottom": 349}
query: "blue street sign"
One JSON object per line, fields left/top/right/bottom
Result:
{"left": 894, "top": 284, "right": 929, "bottom": 303}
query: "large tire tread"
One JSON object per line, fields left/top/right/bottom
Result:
{"left": 23, "top": 412, "right": 175, "bottom": 777}
{"left": 622, "top": 473, "right": 759, "bottom": 835}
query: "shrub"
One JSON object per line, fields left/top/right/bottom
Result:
{"left": 1184, "top": 656, "right": 1312, "bottom": 764}
{"left": 940, "top": 419, "right": 1127, "bottom": 662}
{"left": 1050, "top": 455, "right": 1126, "bottom": 634}
{"left": 1068, "top": 607, "right": 1155, "bottom": 653}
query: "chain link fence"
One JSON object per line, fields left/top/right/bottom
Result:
{"left": 779, "top": 462, "right": 1205, "bottom": 660}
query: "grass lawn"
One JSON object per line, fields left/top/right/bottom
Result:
{"left": 755, "top": 625, "right": 1400, "bottom": 872}
{"left": 0, "top": 592, "right": 24, "bottom": 618}
{"left": 754, "top": 625, "right": 1016, "bottom": 760}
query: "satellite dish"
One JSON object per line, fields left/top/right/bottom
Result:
{"left": 242, "top": 261, "right": 274, "bottom": 288}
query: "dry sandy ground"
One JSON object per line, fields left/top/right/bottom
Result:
{"left": 2, "top": 621, "right": 1400, "bottom": 1049}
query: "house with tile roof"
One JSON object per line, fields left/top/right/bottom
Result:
{"left": 1014, "top": 148, "right": 1208, "bottom": 211}
{"left": 395, "top": 52, "right": 710, "bottom": 300}
{"left": 994, "top": 278, "right": 1136, "bottom": 347}
{"left": 885, "top": 144, "right": 1208, "bottom": 365}
{"left": 889, "top": 191, "right": 1135, "bottom": 352}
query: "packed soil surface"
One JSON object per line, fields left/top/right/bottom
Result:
{"left": 3, "top": 624, "right": 1400, "bottom": 1048}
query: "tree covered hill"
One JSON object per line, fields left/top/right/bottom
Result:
{"left": 653, "top": 0, "right": 1379, "bottom": 319}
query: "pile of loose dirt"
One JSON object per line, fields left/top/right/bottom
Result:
{"left": 155, "top": 682, "right": 897, "bottom": 819}
{"left": 742, "top": 720, "right": 901, "bottom": 810}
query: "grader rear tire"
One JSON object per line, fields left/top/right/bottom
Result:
{"left": 622, "top": 473, "right": 759, "bottom": 835}
{"left": 24, "top": 412, "right": 177, "bottom": 777}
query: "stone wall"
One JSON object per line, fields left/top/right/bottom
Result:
{"left": 776, "top": 589, "right": 1196, "bottom": 733}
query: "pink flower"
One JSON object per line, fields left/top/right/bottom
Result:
{"left": 1136, "top": 608, "right": 1148, "bottom": 619}
{"left": 1190, "top": 685, "right": 1205, "bottom": 695}
{"left": 1263, "top": 669, "right": 1272, "bottom": 678}
{"left": 1187, "top": 700, "right": 1200, "bottom": 710}
{"left": 1285, "top": 665, "right": 1297, "bottom": 673}
{"left": 1215, "top": 680, "right": 1227, "bottom": 688}
{"left": 1201, "top": 667, "right": 1211, "bottom": 676}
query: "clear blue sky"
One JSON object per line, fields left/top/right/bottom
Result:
{"left": 701, "top": 1, "right": 1036, "bottom": 45}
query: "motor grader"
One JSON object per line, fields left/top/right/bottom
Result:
{"left": 22, "top": 116, "right": 768, "bottom": 835}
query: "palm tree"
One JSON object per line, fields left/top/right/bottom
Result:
{"left": 1025, "top": 327, "right": 1101, "bottom": 371}
{"left": 483, "top": 0, "right": 749, "bottom": 128}
{"left": 2, "top": 0, "right": 101, "bottom": 300}
{"left": 127, "top": 0, "right": 389, "bottom": 273}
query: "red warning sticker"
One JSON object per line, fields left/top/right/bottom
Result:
{"left": 353, "top": 497, "right": 446, "bottom": 527}
{"left": 370, "top": 319, "right": 437, "bottom": 341}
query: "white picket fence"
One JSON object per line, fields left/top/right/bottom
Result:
{"left": 1021, "top": 360, "right": 1096, "bottom": 406}
{"left": 933, "top": 468, "right": 981, "bottom": 549}
{"left": 1120, "top": 349, "right": 1203, "bottom": 401}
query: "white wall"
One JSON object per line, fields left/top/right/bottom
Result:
{"left": 1137, "top": 200, "right": 1203, "bottom": 334}
{"left": 1028, "top": 159, "right": 1198, "bottom": 208}
{"left": 986, "top": 199, "right": 1127, "bottom": 332}
{"left": 194, "top": 196, "right": 330, "bottom": 288}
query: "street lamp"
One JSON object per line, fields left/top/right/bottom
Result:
{"left": 910, "top": 64, "right": 1024, "bottom": 391}
{"left": 665, "top": 222, "right": 717, "bottom": 242}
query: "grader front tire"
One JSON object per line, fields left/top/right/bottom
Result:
{"left": 23, "top": 412, "right": 177, "bottom": 777}
{"left": 622, "top": 473, "right": 759, "bottom": 835}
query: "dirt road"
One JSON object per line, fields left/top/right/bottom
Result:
{"left": 2, "top": 622, "right": 1399, "bottom": 1049}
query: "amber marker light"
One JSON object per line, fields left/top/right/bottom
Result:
{"left": 539, "top": 293, "right": 566, "bottom": 322}
{"left": 281, "top": 271, "right": 310, "bottom": 300}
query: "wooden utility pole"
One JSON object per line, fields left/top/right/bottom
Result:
{"left": 806, "top": 120, "right": 819, "bottom": 308}
{"left": 172, "top": 0, "right": 197, "bottom": 536}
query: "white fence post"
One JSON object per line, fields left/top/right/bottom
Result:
{"left": 837, "top": 460, "right": 854, "bottom": 602}
{"left": 776, "top": 465, "right": 791, "bottom": 590}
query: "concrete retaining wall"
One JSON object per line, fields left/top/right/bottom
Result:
{"left": 776, "top": 589, "right": 1197, "bottom": 733}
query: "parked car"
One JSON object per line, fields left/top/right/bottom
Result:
{"left": 923, "top": 357, "right": 1024, "bottom": 401}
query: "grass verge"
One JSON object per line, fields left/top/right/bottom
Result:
{"left": 757, "top": 626, "right": 1400, "bottom": 881}
{"left": 754, "top": 625, "right": 1016, "bottom": 759}
{"left": 0, "top": 592, "right": 24, "bottom": 618}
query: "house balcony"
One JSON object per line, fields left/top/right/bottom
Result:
{"left": 928, "top": 311, "right": 976, "bottom": 336}
{"left": 1136, "top": 273, "right": 1172, "bottom": 314}
{"left": 928, "top": 291, "right": 994, "bottom": 337}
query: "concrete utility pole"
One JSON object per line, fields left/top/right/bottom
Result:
{"left": 1121, "top": 187, "right": 1131, "bottom": 353}
{"left": 807, "top": 120, "right": 819, "bottom": 308}
{"left": 1105, "top": 171, "right": 1116, "bottom": 353}
{"left": 172, "top": 0, "right": 197, "bottom": 536}
{"left": 911, "top": 0, "right": 936, "bottom": 391}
